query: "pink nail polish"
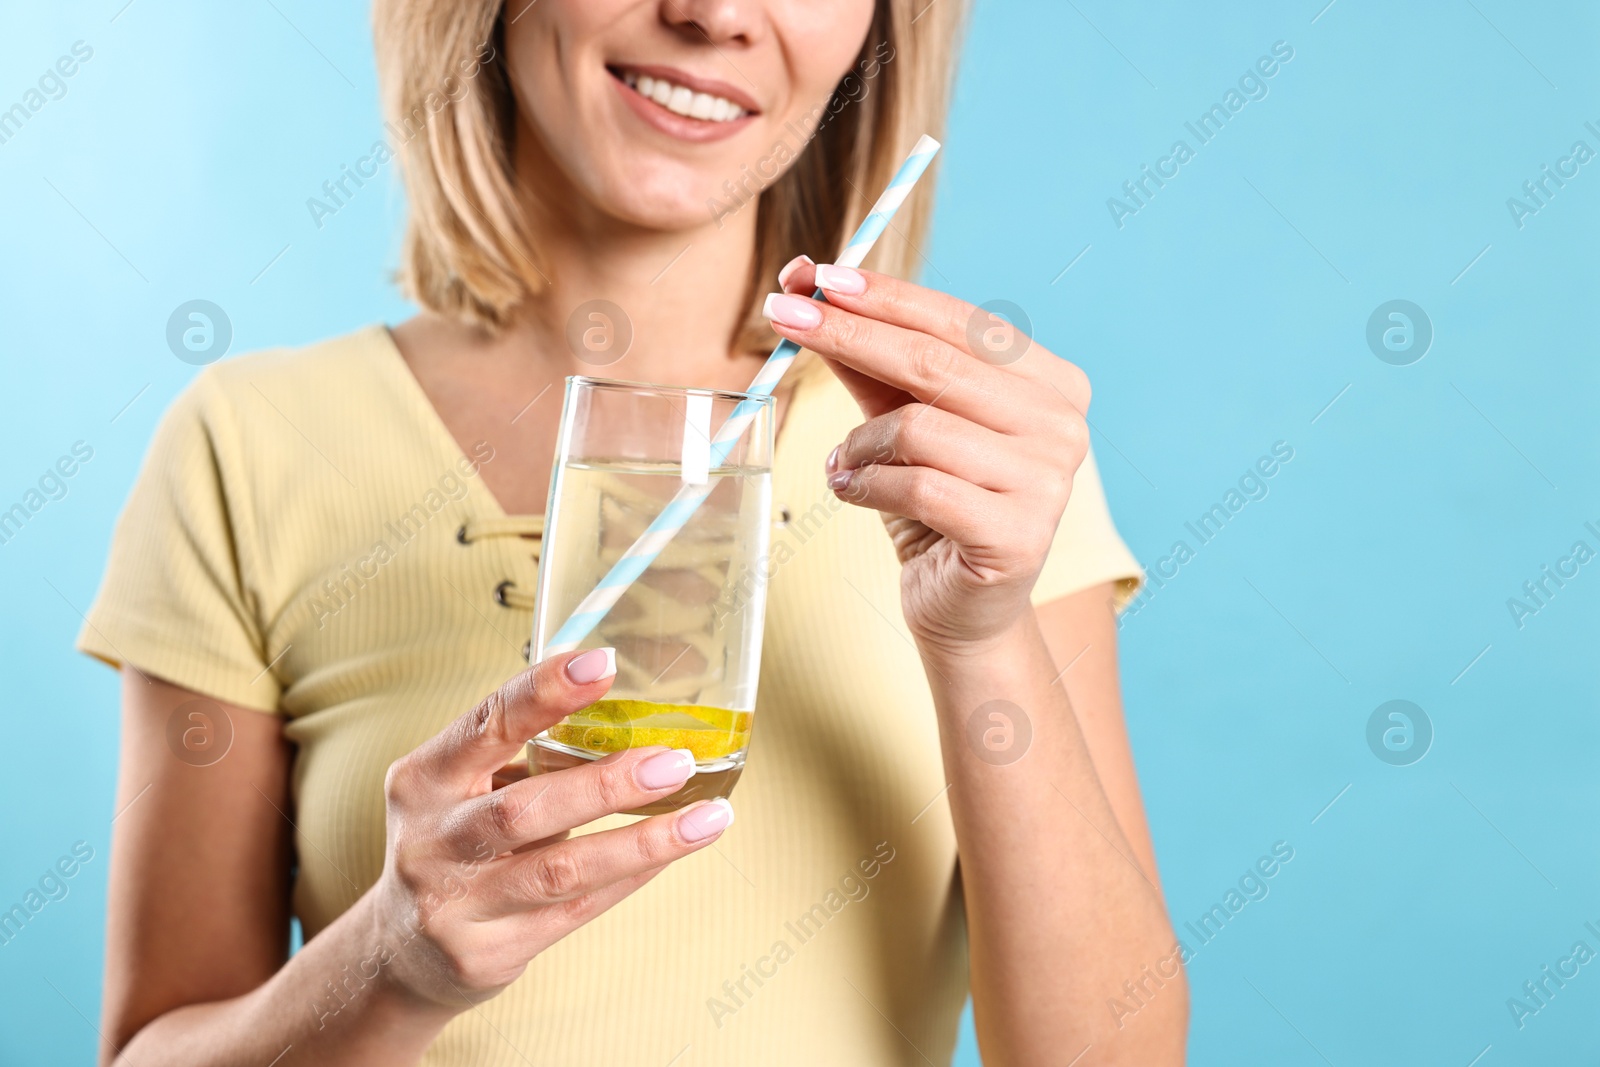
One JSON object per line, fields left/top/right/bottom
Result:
{"left": 636, "top": 748, "right": 697, "bottom": 790}
{"left": 678, "top": 798, "right": 734, "bottom": 843}
{"left": 814, "top": 264, "right": 866, "bottom": 295}
{"left": 762, "top": 293, "right": 823, "bottom": 330}
{"left": 566, "top": 647, "right": 616, "bottom": 684}
{"left": 825, "top": 445, "right": 840, "bottom": 474}
{"left": 827, "top": 469, "right": 854, "bottom": 492}
{"left": 777, "top": 254, "right": 814, "bottom": 288}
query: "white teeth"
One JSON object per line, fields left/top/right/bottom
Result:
{"left": 618, "top": 68, "right": 747, "bottom": 122}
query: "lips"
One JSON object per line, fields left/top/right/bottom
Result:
{"left": 606, "top": 62, "right": 761, "bottom": 143}
{"left": 618, "top": 68, "right": 746, "bottom": 121}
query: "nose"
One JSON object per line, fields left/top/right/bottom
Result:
{"left": 658, "top": 0, "right": 760, "bottom": 46}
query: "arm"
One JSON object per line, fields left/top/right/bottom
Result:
{"left": 102, "top": 651, "right": 735, "bottom": 1066}
{"left": 103, "top": 671, "right": 457, "bottom": 1065}
{"left": 924, "top": 589, "right": 1186, "bottom": 1065}
{"left": 764, "top": 261, "right": 1187, "bottom": 1064}
{"left": 1034, "top": 585, "right": 1164, "bottom": 892}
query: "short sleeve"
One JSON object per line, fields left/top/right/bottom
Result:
{"left": 1029, "top": 445, "right": 1144, "bottom": 612}
{"left": 77, "top": 372, "right": 281, "bottom": 712}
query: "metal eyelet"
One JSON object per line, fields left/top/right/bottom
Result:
{"left": 494, "top": 579, "right": 515, "bottom": 607}
{"left": 456, "top": 524, "right": 471, "bottom": 545}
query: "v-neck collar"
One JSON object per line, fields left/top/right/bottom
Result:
{"left": 367, "top": 323, "right": 814, "bottom": 521}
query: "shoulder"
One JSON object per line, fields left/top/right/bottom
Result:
{"left": 156, "top": 324, "right": 403, "bottom": 474}
{"left": 189, "top": 324, "right": 393, "bottom": 414}
{"left": 138, "top": 323, "right": 415, "bottom": 532}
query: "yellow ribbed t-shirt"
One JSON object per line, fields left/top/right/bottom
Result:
{"left": 79, "top": 325, "right": 1141, "bottom": 1066}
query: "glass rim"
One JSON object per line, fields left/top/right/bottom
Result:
{"left": 565, "top": 374, "right": 776, "bottom": 408}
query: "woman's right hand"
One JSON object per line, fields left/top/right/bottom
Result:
{"left": 367, "top": 647, "right": 731, "bottom": 1012}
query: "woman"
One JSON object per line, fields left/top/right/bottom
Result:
{"left": 81, "top": 0, "right": 1187, "bottom": 1063}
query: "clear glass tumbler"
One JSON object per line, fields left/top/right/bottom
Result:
{"left": 528, "top": 376, "right": 773, "bottom": 814}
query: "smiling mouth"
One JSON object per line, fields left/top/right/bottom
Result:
{"left": 607, "top": 65, "right": 756, "bottom": 124}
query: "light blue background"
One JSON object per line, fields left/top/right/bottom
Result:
{"left": 2, "top": 1, "right": 1596, "bottom": 1064}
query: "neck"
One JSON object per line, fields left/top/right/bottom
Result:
{"left": 500, "top": 154, "right": 763, "bottom": 386}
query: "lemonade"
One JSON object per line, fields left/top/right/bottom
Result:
{"left": 546, "top": 699, "right": 752, "bottom": 761}
{"left": 528, "top": 389, "right": 772, "bottom": 815}
{"left": 529, "top": 698, "right": 755, "bottom": 815}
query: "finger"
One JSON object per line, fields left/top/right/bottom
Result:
{"left": 830, "top": 463, "right": 1005, "bottom": 547}
{"left": 810, "top": 266, "right": 1036, "bottom": 370}
{"left": 397, "top": 648, "right": 618, "bottom": 798}
{"left": 506, "top": 863, "right": 670, "bottom": 957}
{"left": 510, "top": 829, "right": 570, "bottom": 856}
{"left": 777, "top": 254, "right": 815, "bottom": 293}
{"left": 477, "top": 798, "right": 734, "bottom": 916}
{"left": 446, "top": 745, "right": 698, "bottom": 855}
{"left": 813, "top": 266, "right": 1092, "bottom": 413}
{"left": 775, "top": 255, "right": 904, "bottom": 414}
{"left": 831, "top": 404, "right": 1025, "bottom": 493}
{"left": 762, "top": 292, "right": 1030, "bottom": 429}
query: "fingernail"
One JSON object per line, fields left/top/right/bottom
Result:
{"left": 678, "top": 798, "right": 735, "bottom": 843}
{"left": 636, "top": 748, "right": 697, "bottom": 790}
{"left": 825, "top": 445, "right": 840, "bottom": 474}
{"left": 566, "top": 647, "right": 616, "bottom": 684}
{"left": 814, "top": 264, "right": 866, "bottom": 295}
{"left": 827, "top": 469, "right": 854, "bottom": 492}
{"left": 762, "top": 293, "right": 823, "bottom": 330}
{"left": 777, "top": 254, "right": 813, "bottom": 288}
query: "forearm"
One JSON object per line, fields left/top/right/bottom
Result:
{"left": 114, "top": 892, "right": 458, "bottom": 1067}
{"left": 921, "top": 612, "right": 1187, "bottom": 1065}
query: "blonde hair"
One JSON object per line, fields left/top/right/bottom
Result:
{"left": 372, "top": 1, "right": 969, "bottom": 354}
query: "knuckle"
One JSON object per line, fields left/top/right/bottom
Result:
{"left": 1060, "top": 363, "right": 1092, "bottom": 411}
{"left": 828, "top": 309, "right": 869, "bottom": 354}
{"left": 592, "top": 760, "right": 635, "bottom": 813}
{"left": 839, "top": 422, "right": 869, "bottom": 466}
{"left": 472, "top": 670, "right": 537, "bottom": 746}
{"left": 552, "top": 888, "right": 604, "bottom": 928}
{"left": 947, "top": 301, "right": 978, "bottom": 349}
{"left": 1059, "top": 410, "right": 1085, "bottom": 448}
{"left": 484, "top": 789, "right": 524, "bottom": 841}
{"left": 906, "top": 467, "right": 942, "bottom": 508}
{"left": 631, "top": 821, "right": 678, "bottom": 868}
{"left": 1061, "top": 416, "right": 1090, "bottom": 465}
{"left": 384, "top": 756, "right": 418, "bottom": 806}
{"left": 466, "top": 689, "right": 504, "bottom": 744}
{"left": 527, "top": 850, "right": 584, "bottom": 902}
{"left": 909, "top": 338, "right": 955, "bottom": 390}
{"left": 891, "top": 406, "right": 930, "bottom": 458}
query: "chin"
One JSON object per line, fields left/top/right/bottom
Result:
{"left": 591, "top": 154, "right": 751, "bottom": 231}
{"left": 569, "top": 63, "right": 770, "bottom": 231}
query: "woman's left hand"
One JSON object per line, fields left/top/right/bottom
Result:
{"left": 763, "top": 257, "right": 1092, "bottom": 656}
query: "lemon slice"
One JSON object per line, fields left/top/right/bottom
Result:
{"left": 548, "top": 699, "right": 752, "bottom": 761}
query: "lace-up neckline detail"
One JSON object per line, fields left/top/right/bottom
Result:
{"left": 457, "top": 516, "right": 542, "bottom": 614}
{"left": 457, "top": 515, "right": 543, "bottom": 546}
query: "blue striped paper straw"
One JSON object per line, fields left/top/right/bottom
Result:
{"left": 542, "top": 135, "right": 942, "bottom": 656}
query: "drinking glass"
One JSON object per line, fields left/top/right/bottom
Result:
{"left": 527, "top": 376, "right": 773, "bottom": 814}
